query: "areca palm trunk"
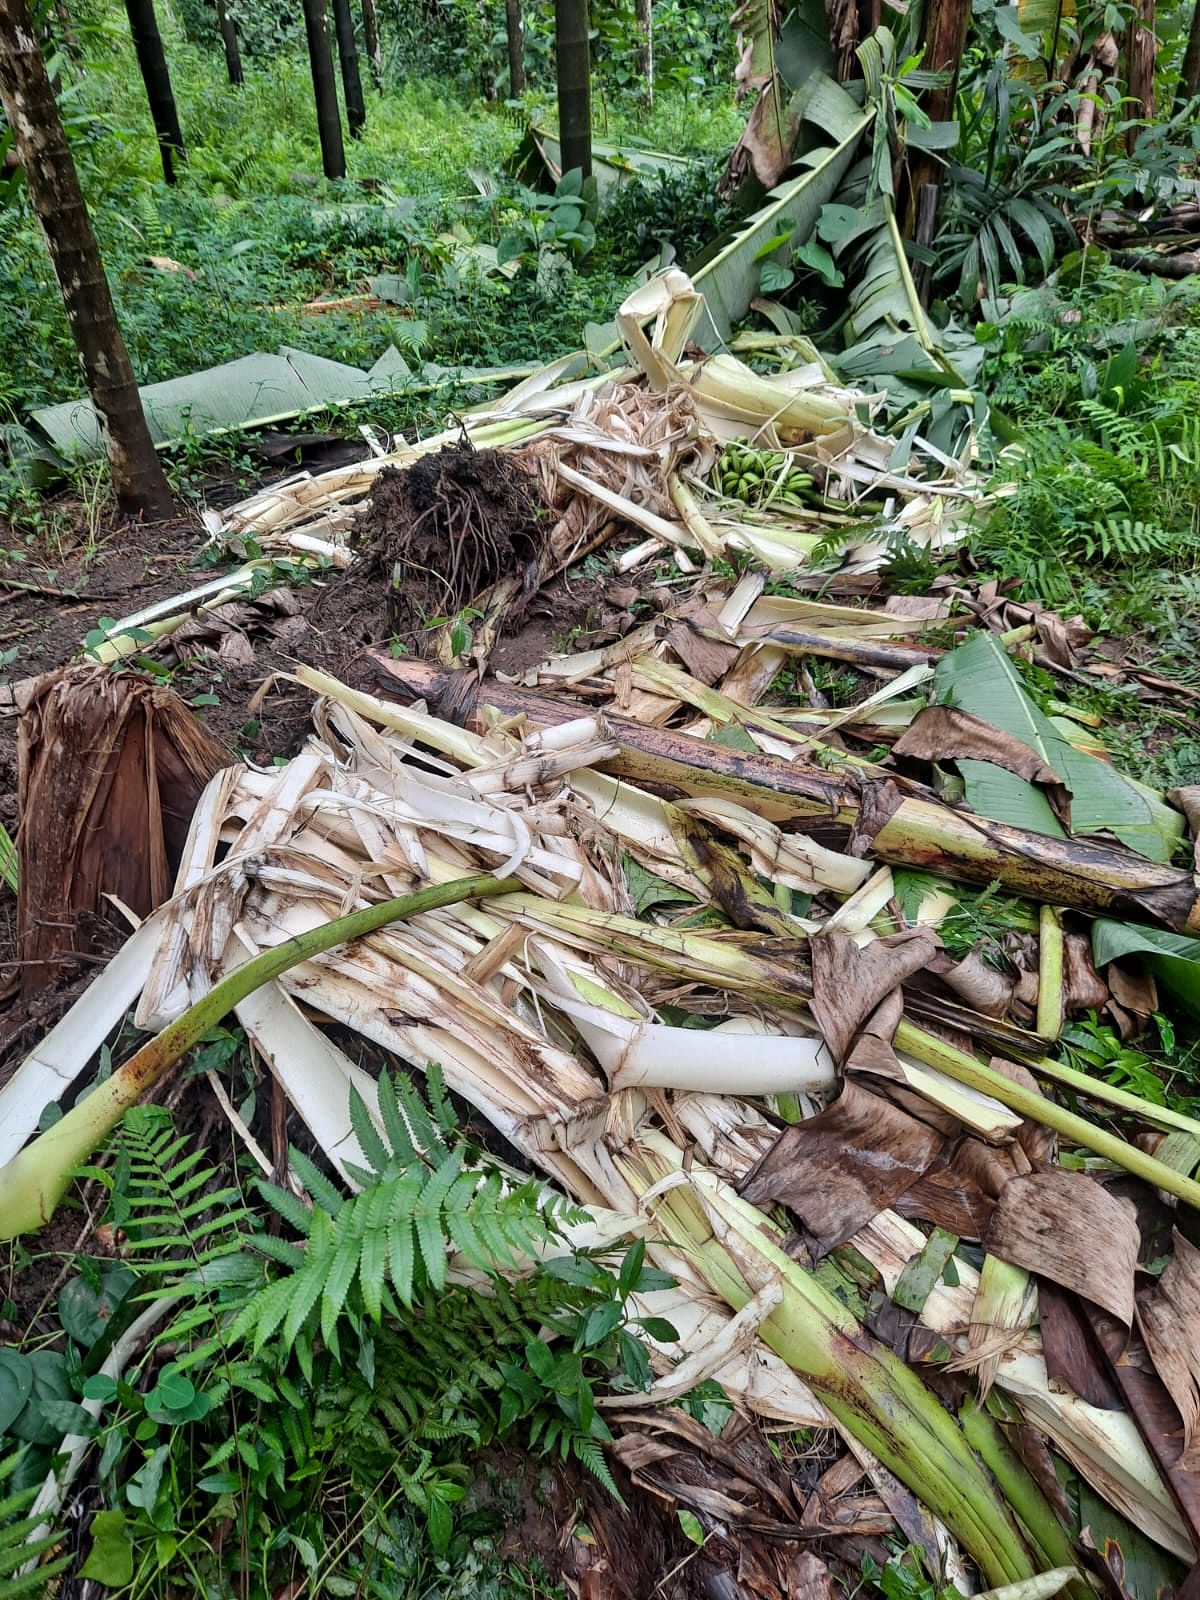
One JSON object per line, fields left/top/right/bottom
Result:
{"left": 215, "top": 0, "right": 243, "bottom": 86}
{"left": 302, "top": 0, "right": 346, "bottom": 179}
{"left": 0, "top": 0, "right": 173, "bottom": 519}
{"left": 124, "top": 0, "right": 185, "bottom": 184}
{"left": 897, "top": 0, "right": 971, "bottom": 240}
{"left": 1179, "top": 0, "right": 1200, "bottom": 103}
{"left": 635, "top": 0, "right": 653, "bottom": 105}
{"left": 506, "top": 0, "right": 526, "bottom": 94}
{"left": 555, "top": 0, "right": 591, "bottom": 179}
{"left": 331, "top": 0, "right": 365, "bottom": 137}
{"left": 361, "top": 0, "right": 382, "bottom": 86}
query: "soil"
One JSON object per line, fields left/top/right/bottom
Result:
{"left": 355, "top": 443, "right": 545, "bottom": 646}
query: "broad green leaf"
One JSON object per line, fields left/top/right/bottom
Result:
{"left": 58, "top": 1267, "right": 135, "bottom": 1350}
{"left": 580, "top": 1301, "right": 623, "bottom": 1349}
{"left": 678, "top": 1509, "right": 706, "bottom": 1545}
{"left": 935, "top": 632, "right": 1181, "bottom": 862}
{"left": 692, "top": 99, "right": 873, "bottom": 341}
{"left": 793, "top": 237, "right": 844, "bottom": 287}
{"left": 9, "top": 1351, "right": 73, "bottom": 1446}
{"left": 1092, "top": 921, "right": 1200, "bottom": 1017}
{"left": 80, "top": 1509, "right": 134, "bottom": 1587}
{"left": 618, "top": 1239, "right": 646, "bottom": 1300}
{"left": 759, "top": 260, "right": 795, "bottom": 295}
{"left": 0, "top": 1351, "right": 32, "bottom": 1434}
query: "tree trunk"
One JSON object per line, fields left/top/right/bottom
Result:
{"left": 1179, "top": 0, "right": 1200, "bottom": 104}
{"left": 555, "top": 0, "right": 591, "bottom": 179}
{"left": 302, "top": 0, "right": 346, "bottom": 179}
{"left": 1125, "top": 0, "right": 1156, "bottom": 149}
{"left": 505, "top": 0, "right": 525, "bottom": 95}
{"left": 331, "top": 0, "right": 365, "bottom": 137}
{"left": 361, "top": 0, "right": 382, "bottom": 86}
{"left": 215, "top": 0, "right": 242, "bottom": 86}
{"left": 635, "top": 0, "right": 653, "bottom": 106}
{"left": 124, "top": 0, "right": 185, "bottom": 184}
{"left": 897, "top": 0, "right": 971, "bottom": 238}
{"left": 0, "top": 0, "right": 173, "bottom": 518}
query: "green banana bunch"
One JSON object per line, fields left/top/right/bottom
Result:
{"left": 718, "top": 443, "right": 814, "bottom": 508}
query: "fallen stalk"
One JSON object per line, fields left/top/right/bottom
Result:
{"left": 0, "top": 873, "right": 511, "bottom": 1239}
{"left": 496, "top": 893, "right": 1200, "bottom": 1211}
{"left": 369, "top": 657, "right": 1200, "bottom": 932}
{"left": 621, "top": 1132, "right": 1079, "bottom": 1593}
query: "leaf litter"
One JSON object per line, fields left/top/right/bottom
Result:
{"left": 7, "top": 269, "right": 1200, "bottom": 1598}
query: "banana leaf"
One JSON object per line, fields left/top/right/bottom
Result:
{"left": 27, "top": 346, "right": 541, "bottom": 465}
{"left": 513, "top": 128, "right": 694, "bottom": 197}
{"left": 935, "top": 632, "right": 1182, "bottom": 864}
{"left": 1092, "top": 921, "right": 1200, "bottom": 1017}
{"left": 693, "top": 89, "right": 873, "bottom": 343}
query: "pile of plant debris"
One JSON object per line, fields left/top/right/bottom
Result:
{"left": 4, "top": 272, "right": 1200, "bottom": 1600}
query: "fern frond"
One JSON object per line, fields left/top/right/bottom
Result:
{"left": 234, "top": 1072, "right": 563, "bottom": 1356}
{"left": 571, "top": 1436, "right": 623, "bottom": 1501}
{"left": 0, "top": 1451, "right": 69, "bottom": 1600}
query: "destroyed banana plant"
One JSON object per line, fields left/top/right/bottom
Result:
{"left": 0, "top": 873, "right": 511, "bottom": 1238}
{"left": 618, "top": 1131, "right": 1084, "bottom": 1593}
{"left": 494, "top": 892, "right": 1200, "bottom": 1211}
{"left": 370, "top": 656, "right": 1200, "bottom": 933}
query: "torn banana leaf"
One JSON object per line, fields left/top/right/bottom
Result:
{"left": 1092, "top": 919, "right": 1200, "bottom": 1017}
{"left": 935, "top": 631, "right": 1182, "bottom": 864}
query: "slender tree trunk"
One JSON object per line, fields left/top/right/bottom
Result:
{"left": 1178, "top": 0, "right": 1200, "bottom": 103}
{"left": 124, "top": 0, "right": 185, "bottom": 184}
{"left": 0, "top": 0, "right": 172, "bottom": 518}
{"left": 555, "top": 0, "right": 591, "bottom": 179}
{"left": 361, "top": 0, "right": 382, "bottom": 86}
{"left": 478, "top": 0, "right": 496, "bottom": 98}
{"left": 505, "top": 0, "right": 525, "bottom": 95}
{"left": 634, "top": 0, "right": 653, "bottom": 106}
{"left": 1124, "top": 0, "right": 1156, "bottom": 148}
{"left": 215, "top": 0, "right": 243, "bottom": 86}
{"left": 53, "top": 1, "right": 79, "bottom": 61}
{"left": 331, "top": 0, "right": 365, "bottom": 136}
{"left": 897, "top": 0, "right": 971, "bottom": 239}
{"left": 302, "top": 0, "right": 346, "bottom": 179}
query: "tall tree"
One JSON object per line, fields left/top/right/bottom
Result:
{"left": 124, "top": 0, "right": 185, "bottom": 184}
{"left": 555, "top": 0, "right": 591, "bottom": 179}
{"left": 215, "top": 0, "right": 243, "bottom": 86}
{"left": 1179, "top": 0, "right": 1200, "bottom": 105}
{"left": 302, "top": 0, "right": 346, "bottom": 179}
{"left": 331, "top": 0, "right": 365, "bottom": 136}
{"left": 634, "top": 0, "right": 653, "bottom": 106}
{"left": 897, "top": 0, "right": 971, "bottom": 240}
{"left": 0, "top": 0, "right": 173, "bottom": 518}
{"left": 361, "top": 0, "right": 382, "bottom": 86}
{"left": 505, "top": 0, "right": 526, "bottom": 95}
{"left": 1124, "top": 0, "right": 1156, "bottom": 147}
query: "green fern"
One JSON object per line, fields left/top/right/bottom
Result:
{"left": 0, "top": 1451, "right": 69, "bottom": 1600}
{"left": 233, "top": 1069, "right": 576, "bottom": 1355}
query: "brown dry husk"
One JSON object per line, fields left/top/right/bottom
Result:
{"left": 15, "top": 666, "right": 227, "bottom": 998}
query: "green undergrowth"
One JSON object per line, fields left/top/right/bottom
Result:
{"left": 974, "top": 265, "right": 1200, "bottom": 609}
{"left": 0, "top": 0, "right": 735, "bottom": 434}
{"left": 0, "top": 1069, "right": 677, "bottom": 1598}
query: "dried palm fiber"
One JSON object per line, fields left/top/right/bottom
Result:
{"left": 15, "top": 667, "right": 226, "bottom": 999}
{"left": 514, "top": 381, "right": 718, "bottom": 565}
